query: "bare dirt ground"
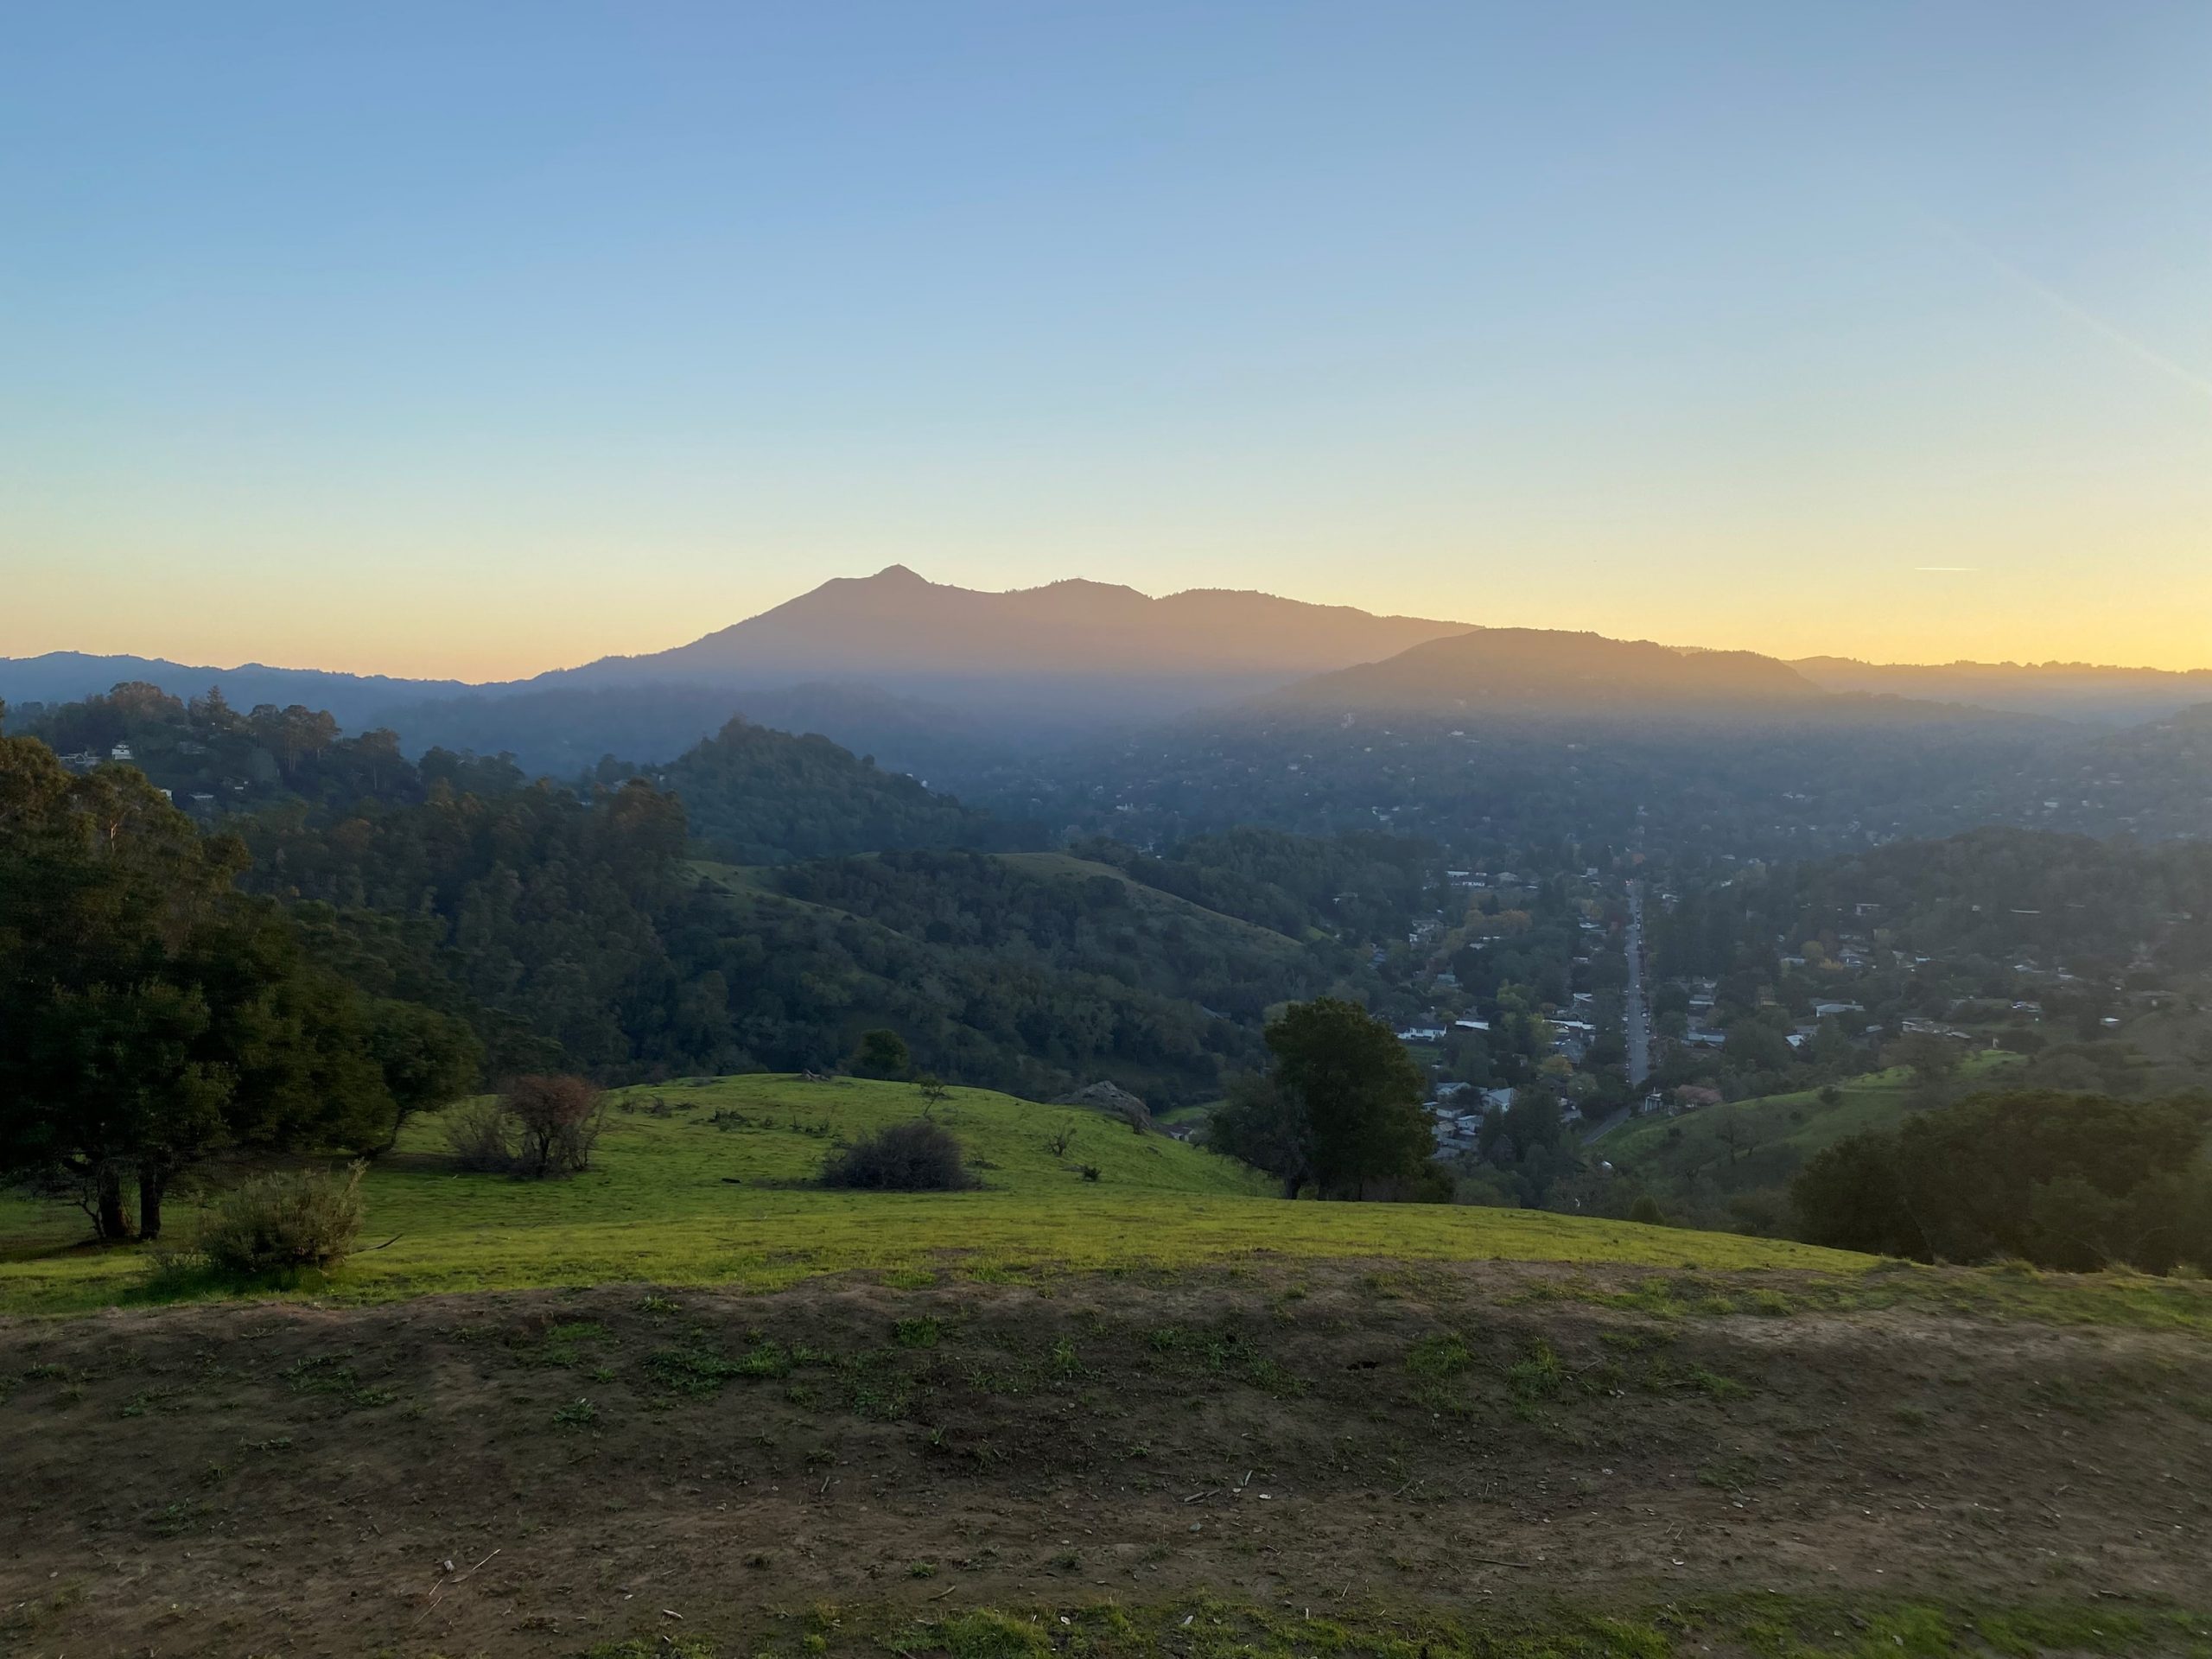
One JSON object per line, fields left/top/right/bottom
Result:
{"left": 2, "top": 1261, "right": 2208, "bottom": 1657}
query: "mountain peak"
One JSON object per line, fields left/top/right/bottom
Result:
{"left": 866, "top": 563, "right": 930, "bottom": 586}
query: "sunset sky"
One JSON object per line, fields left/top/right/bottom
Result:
{"left": 3, "top": 3, "right": 2208, "bottom": 681}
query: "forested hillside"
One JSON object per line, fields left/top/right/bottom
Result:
{"left": 237, "top": 774, "right": 1280, "bottom": 1101}
{"left": 771, "top": 849, "right": 1360, "bottom": 1025}
{"left": 2, "top": 681, "right": 520, "bottom": 812}
{"left": 2, "top": 687, "right": 1440, "bottom": 1106}
{"left": 1068, "top": 826, "right": 1440, "bottom": 941}
{"left": 649, "top": 716, "right": 1031, "bottom": 862}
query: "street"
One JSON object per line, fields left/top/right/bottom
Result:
{"left": 1624, "top": 877, "right": 1651, "bottom": 1088}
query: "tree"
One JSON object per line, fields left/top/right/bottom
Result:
{"left": 1792, "top": 1131, "right": 1922, "bottom": 1257}
{"left": 0, "top": 738, "right": 397, "bottom": 1239}
{"left": 1792, "top": 1090, "right": 2212, "bottom": 1272}
{"left": 1887, "top": 1033, "right": 1962, "bottom": 1089}
{"left": 852, "top": 1028, "right": 912, "bottom": 1080}
{"left": 1264, "top": 997, "right": 1429, "bottom": 1199}
{"left": 502, "top": 1075, "right": 606, "bottom": 1178}
{"left": 364, "top": 998, "right": 483, "bottom": 1152}
{"left": 1207, "top": 1070, "right": 1313, "bottom": 1198}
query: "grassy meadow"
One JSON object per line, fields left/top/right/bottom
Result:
{"left": 1604, "top": 1049, "right": 2027, "bottom": 1201}
{"left": 0, "top": 1073, "right": 1866, "bottom": 1315}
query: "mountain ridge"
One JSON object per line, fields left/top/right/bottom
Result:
{"left": 9, "top": 569, "right": 2208, "bottom": 747}
{"left": 541, "top": 564, "right": 1477, "bottom": 690}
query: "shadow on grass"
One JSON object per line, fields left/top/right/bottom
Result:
{"left": 124, "top": 1250, "right": 341, "bottom": 1307}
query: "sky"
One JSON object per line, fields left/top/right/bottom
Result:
{"left": 3, "top": 2, "right": 2209, "bottom": 681}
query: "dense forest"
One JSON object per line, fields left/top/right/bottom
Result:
{"left": 235, "top": 774, "right": 1281, "bottom": 1103}
{"left": 1, "top": 686, "right": 1444, "bottom": 1109}
{"left": 4, "top": 682, "right": 520, "bottom": 813}
{"left": 621, "top": 716, "right": 1034, "bottom": 863}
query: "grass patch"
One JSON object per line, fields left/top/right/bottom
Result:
{"left": 0, "top": 1074, "right": 1866, "bottom": 1317}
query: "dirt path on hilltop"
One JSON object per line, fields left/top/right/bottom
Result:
{"left": 3, "top": 1262, "right": 2209, "bottom": 1656}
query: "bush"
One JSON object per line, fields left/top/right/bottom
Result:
{"left": 821, "top": 1119, "right": 976, "bottom": 1192}
{"left": 505, "top": 1075, "right": 607, "bottom": 1178}
{"left": 200, "top": 1164, "right": 365, "bottom": 1276}
{"left": 446, "top": 1077, "right": 606, "bottom": 1178}
{"left": 1627, "top": 1193, "right": 1667, "bottom": 1226}
{"left": 444, "top": 1097, "right": 516, "bottom": 1172}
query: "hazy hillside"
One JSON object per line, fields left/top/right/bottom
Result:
{"left": 1987, "top": 702, "right": 2212, "bottom": 839}
{"left": 0, "top": 652, "right": 471, "bottom": 731}
{"left": 1263, "top": 627, "right": 1828, "bottom": 718}
{"left": 374, "top": 680, "right": 981, "bottom": 780}
{"left": 1793, "top": 656, "right": 2212, "bottom": 725}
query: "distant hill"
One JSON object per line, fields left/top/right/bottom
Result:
{"left": 1262, "top": 627, "right": 1829, "bottom": 720}
{"left": 1790, "top": 657, "right": 2212, "bottom": 726}
{"left": 375, "top": 681, "right": 980, "bottom": 780}
{"left": 654, "top": 717, "right": 1033, "bottom": 864}
{"left": 1977, "top": 700, "right": 2212, "bottom": 840}
{"left": 0, "top": 652, "right": 470, "bottom": 732}
{"left": 539, "top": 565, "right": 1475, "bottom": 728}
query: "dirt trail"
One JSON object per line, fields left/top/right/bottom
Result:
{"left": 2, "top": 1262, "right": 2208, "bottom": 1656}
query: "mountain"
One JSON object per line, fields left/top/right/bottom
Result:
{"left": 1789, "top": 657, "right": 2212, "bottom": 726}
{"left": 5, "top": 569, "right": 1478, "bottom": 756}
{"left": 539, "top": 565, "right": 1475, "bottom": 728}
{"left": 1261, "top": 627, "right": 1829, "bottom": 720}
{"left": 20, "top": 577, "right": 2202, "bottom": 772}
{"left": 0, "top": 652, "right": 469, "bottom": 731}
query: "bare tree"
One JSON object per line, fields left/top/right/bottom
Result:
{"left": 914, "top": 1074, "right": 950, "bottom": 1118}
{"left": 505, "top": 1076, "right": 607, "bottom": 1178}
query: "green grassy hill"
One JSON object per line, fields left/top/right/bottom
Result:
{"left": 991, "top": 851, "right": 1316, "bottom": 947}
{"left": 1606, "top": 1050, "right": 2027, "bottom": 1212}
{"left": 0, "top": 1075, "right": 1864, "bottom": 1314}
{"left": 697, "top": 851, "right": 1308, "bottom": 957}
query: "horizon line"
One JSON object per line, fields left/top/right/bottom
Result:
{"left": 5, "top": 564, "right": 2209, "bottom": 686}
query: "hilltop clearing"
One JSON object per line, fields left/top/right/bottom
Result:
{"left": 0, "top": 1077, "right": 1853, "bottom": 1317}
{"left": 2, "top": 1259, "right": 2208, "bottom": 1657}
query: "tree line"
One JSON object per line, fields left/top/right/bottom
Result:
{"left": 1793, "top": 1089, "right": 2212, "bottom": 1274}
{"left": 0, "top": 736, "right": 478, "bottom": 1240}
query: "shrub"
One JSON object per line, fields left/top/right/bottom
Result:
{"left": 1627, "top": 1193, "right": 1667, "bottom": 1226}
{"left": 821, "top": 1118, "right": 976, "bottom": 1192}
{"left": 443, "top": 1097, "right": 516, "bottom": 1172}
{"left": 200, "top": 1164, "right": 365, "bottom": 1276}
{"left": 505, "top": 1075, "right": 607, "bottom": 1177}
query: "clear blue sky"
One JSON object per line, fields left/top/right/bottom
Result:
{"left": 3, "top": 2, "right": 2207, "bottom": 677}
